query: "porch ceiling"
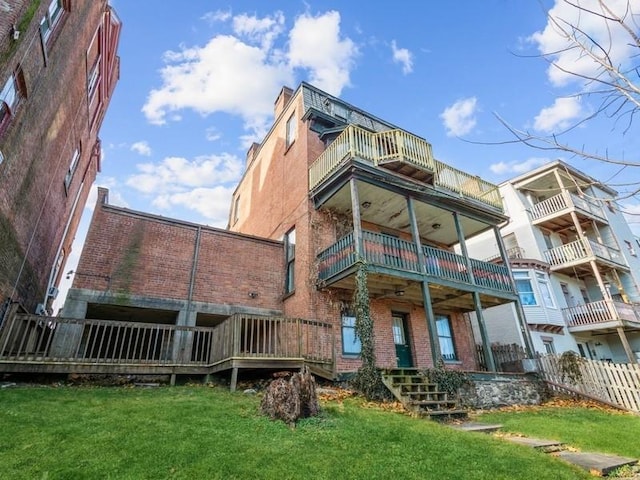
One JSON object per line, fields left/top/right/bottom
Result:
{"left": 86, "top": 303, "right": 178, "bottom": 324}
{"left": 319, "top": 181, "right": 489, "bottom": 247}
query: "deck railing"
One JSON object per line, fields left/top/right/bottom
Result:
{"left": 317, "top": 230, "right": 513, "bottom": 293}
{"left": 544, "top": 237, "right": 624, "bottom": 267}
{"left": 308, "top": 125, "right": 502, "bottom": 210}
{"left": 563, "top": 300, "right": 640, "bottom": 328}
{"left": 531, "top": 191, "right": 606, "bottom": 222}
{"left": 0, "top": 313, "right": 334, "bottom": 368}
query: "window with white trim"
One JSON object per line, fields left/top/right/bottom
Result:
{"left": 64, "top": 147, "right": 80, "bottom": 192}
{"left": 514, "top": 271, "right": 537, "bottom": 306}
{"left": 285, "top": 112, "right": 296, "bottom": 149}
{"left": 624, "top": 240, "right": 636, "bottom": 256}
{"left": 341, "top": 314, "right": 361, "bottom": 355}
{"left": 284, "top": 227, "right": 296, "bottom": 294}
{"left": 436, "top": 315, "right": 457, "bottom": 361}
{"left": 536, "top": 272, "right": 555, "bottom": 308}
{"left": 0, "top": 71, "right": 22, "bottom": 134}
{"left": 40, "top": 0, "right": 64, "bottom": 43}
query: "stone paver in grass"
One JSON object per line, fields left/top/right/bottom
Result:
{"left": 502, "top": 436, "right": 564, "bottom": 449}
{"left": 557, "top": 451, "right": 637, "bottom": 476}
{"left": 450, "top": 422, "right": 502, "bottom": 433}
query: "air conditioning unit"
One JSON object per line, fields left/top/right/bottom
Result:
{"left": 47, "top": 286, "right": 59, "bottom": 299}
{"left": 35, "top": 303, "right": 49, "bottom": 316}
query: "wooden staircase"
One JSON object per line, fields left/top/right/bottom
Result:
{"left": 381, "top": 368, "right": 467, "bottom": 421}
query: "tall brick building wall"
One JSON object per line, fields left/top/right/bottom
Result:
{"left": 65, "top": 188, "right": 285, "bottom": 325}
{"left": 0, "top": 0, "right": 121, "bottom": 314}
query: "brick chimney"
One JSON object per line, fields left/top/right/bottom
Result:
{"left": 274, "top": 86, "right": 293, "bottom": 119}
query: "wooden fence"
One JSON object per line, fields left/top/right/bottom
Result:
{"left": 538, "top": 355, "right": 640, "bottom": 413}
{"left": 475, "top": 343, "right": 527, "bottom": 372}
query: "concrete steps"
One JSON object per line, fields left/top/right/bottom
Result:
{"left": 381, "top": 368, "right": 467, "bottom": 421}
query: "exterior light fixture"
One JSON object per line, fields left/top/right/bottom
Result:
{"left": 432, "top": 223, "right": 441, "bottom": 230}
{"left": 361, "top": 201, "right": 371, "bottom": 209}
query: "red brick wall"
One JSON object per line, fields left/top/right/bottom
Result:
{"left": 0, "top": 1, "right": 120, "bottom": 311}
{"left": 74, "top": 189, "right": 285, "bottom": 311}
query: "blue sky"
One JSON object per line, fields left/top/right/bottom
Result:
{"left": 56, "top": 0, "right": 639, "bottom": 308}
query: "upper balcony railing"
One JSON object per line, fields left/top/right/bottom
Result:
{"left": 317, "top": 230, "right": 513, "bottom": 294}
{"left": 531, "top": 191, "right": 606, "bottom": 223}
{"left": 544, "top": 237, "right": 625, "bottom": 268}
{"left": 308, "top": 125, "right": 503, "bottom": 210}
{"left": 562, "top": 299, "right": 640, "bottom": 329}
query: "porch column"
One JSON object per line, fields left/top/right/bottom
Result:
{"left": 420, "top": 281, "right": 441, "bottom": 366}
{"left": 406, "top": 196, "right": 426, "bottom": 270}
{"left": 452, "top": 212, "right": 475, "bottom": 282}
{"left": 472, "top": 291, "right": 496, "bottom": 372}
{"left": 493, "top": 226, "right": 536, "bottom": 358}
{"left": 349, "top": 178, "right": 364, "bottom": 258}
{"left": 49, "top": 297, "right": 87, "bottom": 357}
{"left": 616, "top": 326, "right": 638, "bottom": 364}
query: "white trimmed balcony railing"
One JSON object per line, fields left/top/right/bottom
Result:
{"left": 562, "top": 300, "right": 640, "bottom": 329}
{"left": 308, "top": 124, "right": 503, "bottom": 210}
{"left": 531, "top": 191, "right": 606, "bottom": 222}
{"left": 543, "top": 238, "right": 625, "bottom": 268}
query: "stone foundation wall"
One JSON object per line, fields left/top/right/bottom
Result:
{"left": 458, "top": 372, "right": 543, "bottom": 409}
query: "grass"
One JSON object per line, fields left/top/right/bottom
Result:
{"left": 477, "top": 404, "right": 640, "bottom": 460}
{"left": 0, "top": 386, "right": 592, "bottom": 480}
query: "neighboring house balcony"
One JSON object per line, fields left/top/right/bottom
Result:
{"left": 317, "top": 230, "right": 517, "bottom": 313}
{"left": 308, "top": 124, "right": 503, "bottom": 213}
{"left": 543, "top": 237, "right": 628, "bottom": 275}
{"left": 530, "top": 191, "right": 607, "bottom": 230}
{"left": 484, "top": 246, "right": 526, "bottom": 263}
{"left": 563, "top": 300, "right": 640, "bottom": 333}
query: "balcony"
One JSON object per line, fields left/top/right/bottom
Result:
{"left": 563, "top": 300, "right": 640, "bottom": 333}
{"left": 317, "top": 230, "right": 514, "bottom": 302}
{"left": 308, "top": 125, "right": 502, "bottom": 211}
{"left": 531, "top": 191, "right": 607, "bottom": 230}
{"left": 543, "top": 237, "right": 628, "bottom": 274}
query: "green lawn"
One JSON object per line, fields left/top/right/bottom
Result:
{"left": 477, "top": 404, "right": 640, "bottom": 459}
{"left": 0, "top": 386, "right": 591, "bottom": 480}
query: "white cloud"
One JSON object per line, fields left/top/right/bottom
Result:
{"left": 529, "top": 0, "right": 638, "bottom": 87}
{"left": 533, "top": 97, "right": 583, "bottom": 133}
{"left": 126, "top": 153, "right": 243, "bottom": 195}
{"left": 287, "top": 11, "right": 358, "bottom": 95}
{"left": 391, "top": 40, "right": 413, "bottom": 74}
{"left": 440, "top": 97, "right": 478, "bottom": 137}
{"left": 205, "top": 127, "right": 221, "bottom": 142}
{"left": 490, "top": 157, "right": 550, "bottom": 175}
{"left": 130, "top": 141, "right": 152, "bottom": 156}
{"left": 620, "top": 203, "right": 640, "bottom": 236}
{"left": 201, "top": 9, "right": 232, "bottom": 25}
{"left": 143, "top": 10, "right": 358, "bottom": 141}
{"left": 152, "top": 186, "right": 235, "bottom": 227}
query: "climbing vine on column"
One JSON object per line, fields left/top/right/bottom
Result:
{"left": 351, "top": 260, "right": 388, "bottom": 400}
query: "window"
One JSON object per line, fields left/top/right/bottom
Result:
{"left": 64, "top": 147, "right": 80, "bottom": 192}
{"left": 542, "top": 232, "right": 553, "bottom": 250}
{"left": 87, "top": 57, "right": 100, "bottom": 100}
{"left": 40, "top": 0, "right": 64, "bottom": 43}
{"left": 542, "top": 338, "right": 555, "bottom": 355}
{"left": 624, "top": 240, "right": 636, "bottom": 256}
{"left": 285, "top": 112, "right": 296, "bottom": 148}
{"left": 284, "top": 227, "right": 296, "bottom": 294}
{"left": 0, "top": 71, "right": 23, "bottom": 134}
{"left": 341, "top": 314, "right": 361, "bottom": 355}
{"left": 514, "top": 271, "right": 537, "bottom": 306}
{"left": 232, "top": 195, "right": 240, "bottom": 224}
{"left": 436, "top": 315, "right": 457, "bottom": 361}
{"left": 536, "top": 272, "right": 555, "bottom": 308}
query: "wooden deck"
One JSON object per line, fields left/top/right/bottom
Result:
{"left": 0, "top": 311, "right": 335, "bottom": 390}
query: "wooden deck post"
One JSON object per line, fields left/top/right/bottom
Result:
{"left": 617, "top": 326, "right": 638, "bottom": 364}
{"left": 230, "top": 367, "right": 239, "bottom": 392}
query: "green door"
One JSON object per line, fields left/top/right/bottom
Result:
{"left": 392, "top": 314, "right": 413, "bottom": 368}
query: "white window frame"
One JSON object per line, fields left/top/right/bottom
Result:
{"left": 64, "top": 148, "right": 80, "bottom": 192}
{"left": 535, "top": 272, "right": 555, "bottom": 308}
{"left": 514, "top": 270, "right": 537, "bottom": 306}
{"left": 285, "top": 112, "right": 296, "bottom": 149}
{"left": 436, "top": 315, "right": 457, "bottom": 362}
{"left": 284, "top": 227, "right": 296, "bottom": 294}
{"left": 40, "top": 0, "right": 64, "bottom": 42}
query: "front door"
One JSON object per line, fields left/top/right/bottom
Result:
{"left": 392, "top": 314, "right": 413, "bottom": 368}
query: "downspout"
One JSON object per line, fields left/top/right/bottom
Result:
{"left": 186, "top": 226, "right": 202, "bottom": 319}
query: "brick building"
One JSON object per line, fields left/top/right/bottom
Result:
{"left": 5, "top": 82, "right": 531, "bottom": 384}
{"left": 0, "top": 0, "right": 121, "bottom": 316}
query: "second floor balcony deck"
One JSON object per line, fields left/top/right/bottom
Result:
{"left": 308, "top": 125, "right": 502, "bottom": 212}
{"left": 530, "top": 191, "right": 607, "bottom": 229}
{"left": 317, "top": 230, "right": 515, "bottom": 306}
{"left": 563, "top": 300, "right": 640, "bottom": 333}
{"left": 544, "top": 237, "right": 628, "bottom": 275}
